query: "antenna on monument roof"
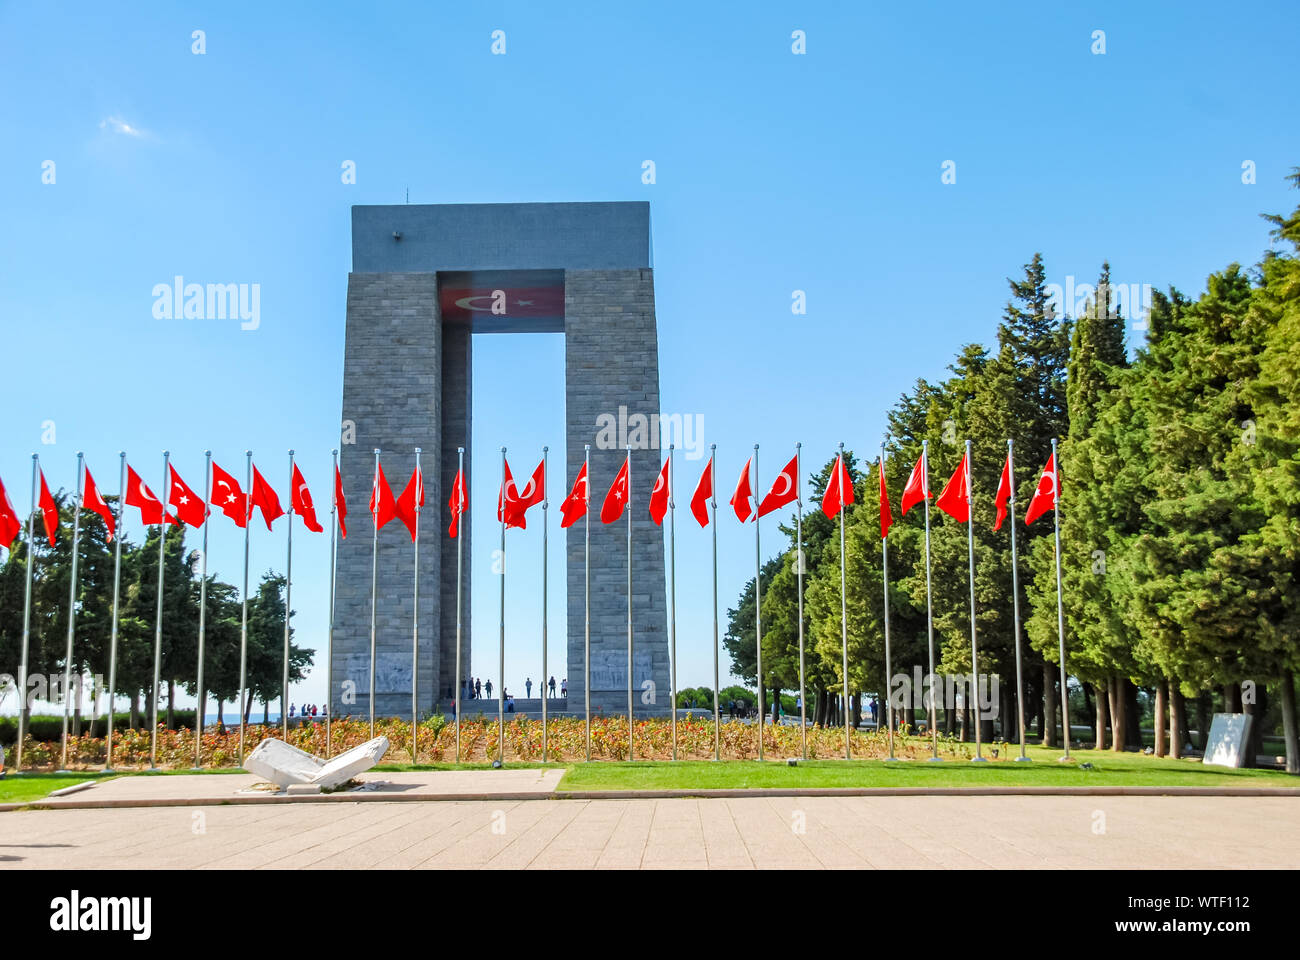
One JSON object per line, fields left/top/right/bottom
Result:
{"left": 405, "top": 187, "right": 409, "bottom": 204}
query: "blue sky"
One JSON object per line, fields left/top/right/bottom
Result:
{"left": 2, "top": 1, "right": 1298, "bottom": 714}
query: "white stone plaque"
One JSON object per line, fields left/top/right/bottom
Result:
{"left": 1203, "top": 712, "right": 1253, "bottom": 768}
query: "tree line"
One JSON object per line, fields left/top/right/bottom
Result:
{"left": 725, "top": 171, "right": 1300, "bottom": 774}
{"left": 0, "top": 493, "right": 313, "bottom": 734}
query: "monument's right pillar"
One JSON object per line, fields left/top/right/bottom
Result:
{"left": 564, "top": 268, "right": 670, "bottom": 716}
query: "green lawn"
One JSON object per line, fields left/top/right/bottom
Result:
{"left": 4, "top": 748, "right": 1292, "bottom": 804}
{"left": 555, "top": 746, "right": 1297, "bottom": 791}
{"left": 0, "top": 772, "right": 115, "bottom": 804}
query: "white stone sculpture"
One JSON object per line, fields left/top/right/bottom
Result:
{"left": 244, "top": 736, "right": 389, "bottom": 790}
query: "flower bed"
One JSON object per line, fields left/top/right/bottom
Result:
{"left": 13, "top": 715, "right": 977, "bottom": 770}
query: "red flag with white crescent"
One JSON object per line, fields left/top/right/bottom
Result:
{"left": 649, "top": 455, "right": 670, "bottom": 526}
{"left": 511, "top": 459, "right": 546, "bottom": 528}
{"left": 560, "top": 462, "right": 589, "bottom": 529}
{"left": 292, "top": 464, "right": 324, "bottom": 533}
{"left": 125, "top": 466, "right": 175, "bottom": 528}
{"left": 600, "top": 455, "right": 630, "bottom": 524}
{"left": 168, "top": 465, "right": 207, "bottom": 528}
{"left": 1025, "top": 453, "right": 1057, "bottom": 526}
{"left": 757, "top": 454, "right": 798, "bottom": 518}
{"left": 211, "top": 463, "right": 249, "bottom": 528}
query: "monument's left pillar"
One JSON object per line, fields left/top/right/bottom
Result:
{"left": 336, "top": 272, "right": 443, "bottom": 719}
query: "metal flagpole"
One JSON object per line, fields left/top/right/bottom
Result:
{"left": 668, "top": 444, "right": 677, "bottom": 761}
{"left": 369, "top": 448, "right": 381, "bottom": 740}
{"left": 327, "top": 449, "right": 339, "bottom": 759}
{"left": 1007, "top": 439, "right": 1029, "bottom": 761}
{"left": 498, "top": 446, "right": 507, "bottom": 765}
{"left": 796, "top": 442, "right": 806, "bottom": 760}
{"left": 584, "top": 443, "right": 591, "bottom": 762}
{"left": 1052, "top": 437, "right": 1071, "bottom": 761}
{"left": 58, "top": 452, "right": 85, "bottom": 771}
{"left": 282, "top": 450, "right": 295, "bottom": 740}
{"left": 754, "top": 443, "right": 764, "bottom": 762}
{"left": 238, "top": 451, "right": 252, "bottom": 765}
{"left": 541, "top": 446, "right": 549, "bottom": 763}
{"left": 838, "top": 444, "right": 850, "bottom": 760}
{"left": 626, "top": 446, "right": 634, "bottom": 762}
{"left": 105, "top": 452, "right": 126, "bottom": 772}
{"left": 194, "top": 450, "right": 211, "bottom": 768}
{"left": 881, "top": 444, "right": 896, "bottom": 762}
{"left": 454, "top": 446, "right": 464, "bottom": 763}
{"left": 965, "top": 439, "right": 986, "bottom": 762}
{"left": 923, "top": 441, "right": 940, "bottom": 761}
{"left": 16, "top": 455, "right": 38, "bottom": 771}
{"left": 410, "top": 447, "right": 422, "bottom": 762}
{"left": 149, "top": 450, "right": 170, "bottom": 770}
{"left": 709, "top": 446, "right": 720, "bottom": 761}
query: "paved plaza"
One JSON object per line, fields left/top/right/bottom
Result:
{"left": 2, "top": 795, "right": 1295, "bottom": 869}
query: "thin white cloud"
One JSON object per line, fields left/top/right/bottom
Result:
{"left": 99, "top": 115, "right": 147, "bottom": 138}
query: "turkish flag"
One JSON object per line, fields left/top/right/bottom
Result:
{"left": 649, "top": 455, "right": 670, "bottom": 526}
{"left": 334, "top": 464, "right": 348, "bottom": 539}
{"left": 448, "top": 464, "right": 467, "bottom": 539}
{"left": 601, "top": 456, "right": 630, "bottom": 524}
{"left": 82, "top": 465, "right": 116, "bottom": 542}
{"left": 690, "top": 457, "right": 713, "bottom": 528}
{"left": 125, "top": 466, "right": 175, "bottom": 527}
{"left": 394, "top": 465, "right": 424, "bottom": 541}
{"left": 169, "top": 465, "right": 207, "bottom": 528}
{"left": 878, "top": 457, "right": 893, "bottom": 539}
{"left": 38, "top": 470, "right": 59, "bottom": 545}
{"left": 0, "top": 474, "right": 22, "bottom": 549}
{"left": 370, "top": 461, "right": 398, "bottom": 530}
{"left": 560, "top": 462, "right": 589, "bottom": 529}
{"left": 292, "top": 464, "right": 324, "bottom": 533}
{"left": 994, "top": 453, "right": 1013, "bottom": 531}
{"left": 730, "top": 458, "right": 754, "bottom": 523}
{"left": 1025, "top": 453, "right": 1057, "bottom": 526}
{"left": 901, "top": 454, "right": 929, "bottom": 517}
{"left": 822, "top": 454, "right": 854, "bottom": 519}
{"left": 511, "top": 459, "right": 546, "bottom": 528}
{"left": 758, "top": 454, "right": 798, "bottom": 518}
{"left": 250, "top": 466, "right": 284, "bottom": 531}
{"left": 935, "top": 452, "right": 971, "bottom": 523}
{"left": 211, "top": 463, "right": 249, "bottom": 528}
{"left": 497, "top": 458, "right": 525, "bottom": 530}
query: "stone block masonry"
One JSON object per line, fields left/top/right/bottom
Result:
{"left": 334, "top": 203, "right": 667, "bottom": 721}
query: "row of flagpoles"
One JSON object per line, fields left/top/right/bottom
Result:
{"left": 0, "top": 435, "right": 1068, "bottom": 767}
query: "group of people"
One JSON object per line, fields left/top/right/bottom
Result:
{"left": 287, "top": 703, "right": 327, "bottom": 719}
{"left": 463, "top": 676, "right": 566, "bottom": 701}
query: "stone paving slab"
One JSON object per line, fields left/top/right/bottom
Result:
{"left": 2, "top": 796, "right": 1294, "bottom": 870}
